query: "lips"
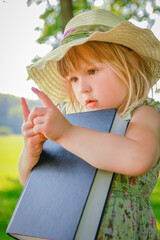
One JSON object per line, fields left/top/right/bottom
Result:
{"left": 85, "top": 99, "right": 98, "bottom": 108}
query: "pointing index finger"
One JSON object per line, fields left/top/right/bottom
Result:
{"left": 31, "top": 87, "right": 54, "bottom": 108}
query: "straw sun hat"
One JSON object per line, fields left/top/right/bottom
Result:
{"left": 27, "top": 9, "right": 160, "bottom": 105}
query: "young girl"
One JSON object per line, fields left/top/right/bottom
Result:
{"left": 19, "top": 9, "right": 160, "bottom": 239}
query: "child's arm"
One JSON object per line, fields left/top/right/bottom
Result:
{"left": 59, "top": 106, "right": 160, "bottom": 176}
{"left": 18, "top": 98, "right": 46, "bottom": 186}
{"left": 30, "top": 88, "right": 160, "bottom": 177}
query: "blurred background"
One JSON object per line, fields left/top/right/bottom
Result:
{"left": 0, "top": 0, "right": 160, "bottom": 239}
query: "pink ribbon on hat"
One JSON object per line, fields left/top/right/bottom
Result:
{"left": 61, "top": 27, "right": 75, "bottom": 43}
{"left": 60, "top": 25, "right": 112, "bottom": 45}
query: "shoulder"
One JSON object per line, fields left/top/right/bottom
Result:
{"left": 132, "top": 104, "right": 160, "bottom": 130}
{"left": 127, "top": 104, "right": 160, "bottom": 143}
{"left": 126, "top": 105, "right": 160, "bottom": 170}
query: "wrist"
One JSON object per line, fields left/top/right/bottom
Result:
{"left": 21, "top": 146, "right": 39, "bottom": 172}
{"left": 56, "top": 122, "right": 73, "bottom": 146}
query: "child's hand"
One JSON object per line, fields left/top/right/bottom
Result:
{"left": 28, "top": 87, "right": 72, "bottom": 143}
{"left": 21, "top": 97, "right": 47, "bottom": 170}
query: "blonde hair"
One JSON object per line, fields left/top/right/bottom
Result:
{"left": 56, "top": 41, "right": 152, "bottom": 114}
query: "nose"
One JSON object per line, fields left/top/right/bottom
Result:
{"left": 78, "top": 76, "right": 92, "bottom": 93}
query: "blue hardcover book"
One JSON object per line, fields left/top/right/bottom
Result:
{"left": 6, "top": 109, "right": 128, "bottom": 240}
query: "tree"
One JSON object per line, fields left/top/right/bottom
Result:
{"left": 0, "top": 94, "right": 42, "bottom": 134}
{"left": 59, "top": 0, "right": 73, "bottom": 30}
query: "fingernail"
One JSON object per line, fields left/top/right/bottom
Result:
{"left": 31, "top": 87, "right": 39, "bottom": 92}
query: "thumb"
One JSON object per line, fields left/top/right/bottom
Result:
{"left": 21, "top": 97, "right": 30, "bottom": 122}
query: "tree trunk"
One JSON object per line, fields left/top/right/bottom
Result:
{"left": 59, "top": 0, "right": 73, "bottom": 31}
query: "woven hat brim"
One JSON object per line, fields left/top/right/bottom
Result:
{"left": 27, "top": 21, "right": 160, "bottom": 103}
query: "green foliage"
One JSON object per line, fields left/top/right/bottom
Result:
{"left": 38, "top": 7, "right": 62, "bottom": 45}
{"left": 156, "top": 89, "right": 160, "bottom": 93}
{"left": 0, "top": 126, "right": 12, "bottom": 135}
{"left": 73, "top": 0, "right": 92, "bottom": 14}
{"left": 104, "top": 0, "right": 155, "bottom": 22}
{"left": 0, "top": 94, "right": 22, "bottom": 134}
{"left": 0, "top": 93, "right": 42, "bottom": 134}
{"left": 27, "top": 0, "right": 43, "bottom": 6}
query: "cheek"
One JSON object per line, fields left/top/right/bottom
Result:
{"left": 71, "top": 82, "right": 79, "bottom": 95}
{"left": 71, "top": 85, "right": 77, "bottom": 97}
{"left": 68, "top": 84, "right": 82, "bottom": 103}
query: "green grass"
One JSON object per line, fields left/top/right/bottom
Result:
{"left": 0, "top": 135, "right": 159, "bottom": 239}
{"left": 0, "top": 135, "right": 24, "bottom": 189}
{"left": 150, "top": 176, "right": 160, "bottom": 235}
{"left": 0, "top": 135, "right": 23, "bottom": 240}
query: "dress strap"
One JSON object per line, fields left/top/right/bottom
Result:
{"left": 121, "top": 98, "right": 160, "bottom": 120}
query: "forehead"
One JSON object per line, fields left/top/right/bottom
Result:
{"left": 73, "top": 44, "right": 103, "bottom": 60}
{"left": 68, "top": 44, "right": 103, "bottom": 67}
{"left": 57, "top": 42, "right": 107, "bottom": 77}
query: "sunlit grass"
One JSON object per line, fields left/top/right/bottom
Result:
{"left": 150, "top": 176, "right": 160, "bottom": 235}
{"left": 0, "top": 135, "right": 159, "bottom": 239}
{"left": 0, "top": 135, "right": 23, "bottom": 239}
{"left": 0, "top": 135, "right": 23, "bottom": 190}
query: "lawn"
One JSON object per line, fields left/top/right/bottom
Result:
{"left": 0, "top": 135, "right": 160, "bottom": 239}
{"left": 0, "top": 135, "right": 23, "bottom": 240}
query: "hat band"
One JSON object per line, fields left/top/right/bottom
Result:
{"left": 60, "top": 24, "right": 112, "bottom": 45}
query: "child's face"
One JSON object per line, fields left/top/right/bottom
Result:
{"left": 67, "top": 59, "right": 128, "bottom": 113}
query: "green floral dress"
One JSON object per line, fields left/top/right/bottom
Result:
{"left": 97, "top": 98, "right": 160, "bottom": 240}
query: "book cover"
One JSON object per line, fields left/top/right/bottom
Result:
{"left": 6, "top": 109, "right": 128, "bottom": 240}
